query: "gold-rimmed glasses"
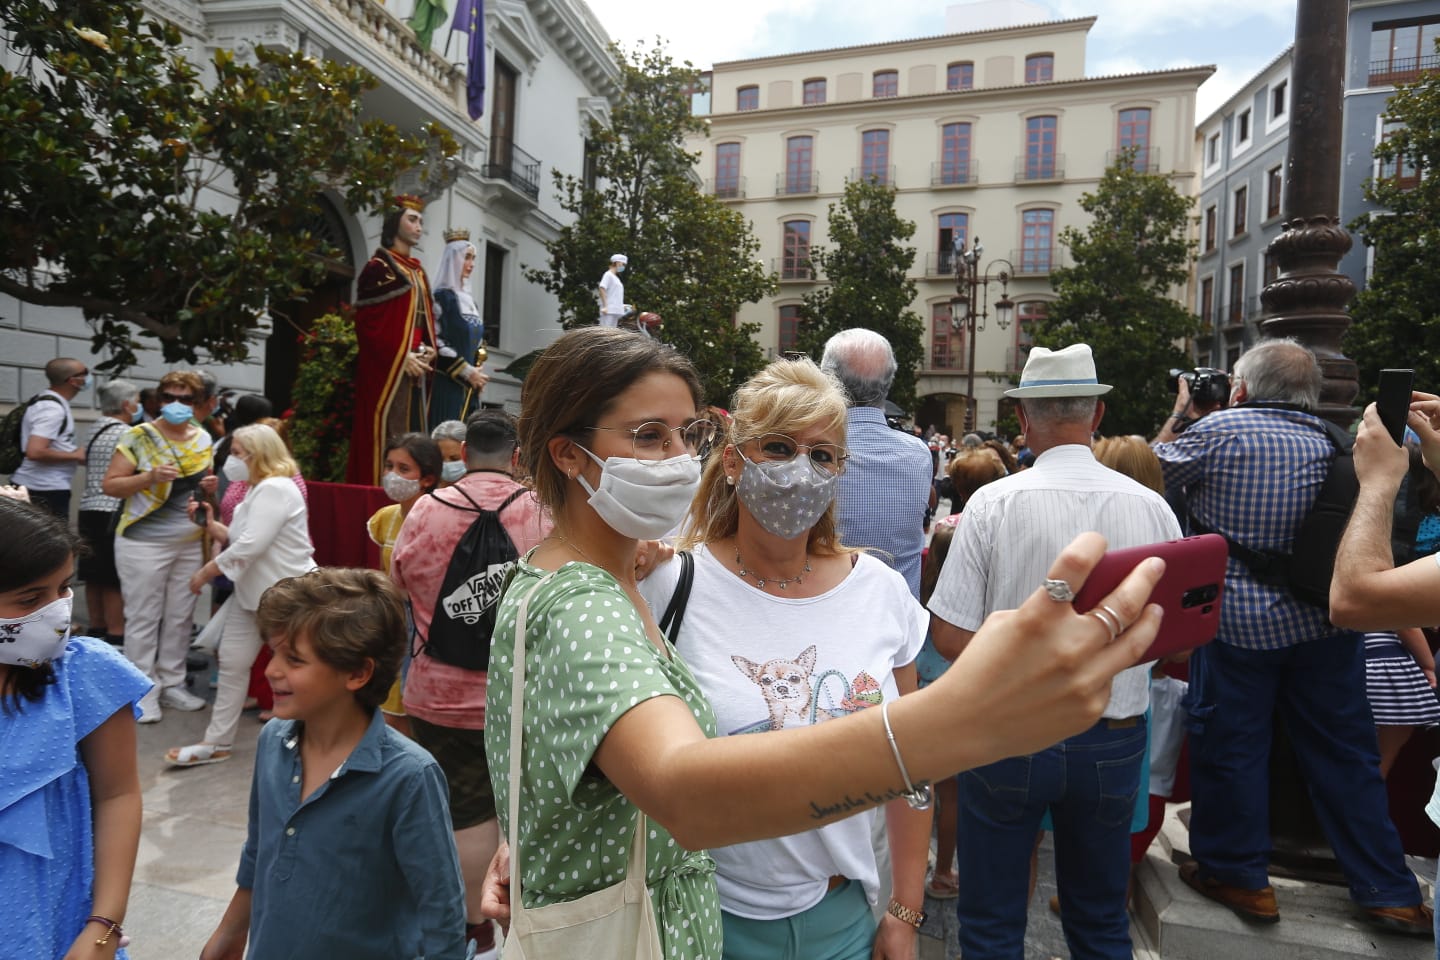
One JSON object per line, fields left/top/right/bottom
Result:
{"left": 588, "top": 419, "right": 718, "bottom": 462}
{"left": 744, "top": 433, "right": 848, "bottom": 476}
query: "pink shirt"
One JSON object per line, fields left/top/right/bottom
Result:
{"left": 393, "top": 471, "right": 550, "bottom": 729}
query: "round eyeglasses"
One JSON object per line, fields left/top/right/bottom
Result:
{"left": 746, "top": 433, "right": 848, "bottom": 476}
{"left": 588, "top": 419, "right": 717, "bottom": 461}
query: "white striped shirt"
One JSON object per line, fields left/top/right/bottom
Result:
{"left": 928, "top": 444, "right": 1182, "bottom": 718}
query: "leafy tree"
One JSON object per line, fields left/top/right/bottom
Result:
{"left": 1029, "top": 150, "right": 1199, "bottom": 436}
{"left": 0, "top": 0, "right": 456, "bottom": 370}
{"left": 795, "top": 179, "right": 926, "bottom": 411}
{"left": 524, "top": 42, "right": 772, "bottom": 404}
{"left": 1346, "top": 59, "right": 1440, "bottom": 400}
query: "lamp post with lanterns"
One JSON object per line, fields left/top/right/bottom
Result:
{"left": 951, "top": 235, "right": 1015, "bottom": 431}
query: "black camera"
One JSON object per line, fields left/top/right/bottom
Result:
{"left": 1167, "top": 367, "right": 1231, "bottom": 409}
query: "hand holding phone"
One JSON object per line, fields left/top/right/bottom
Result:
{"left": 1376, "top": 369, "right": 1415, "bottom": 446}
{"left": 1071, "top": 534, "right": 1228, "bottom": 665}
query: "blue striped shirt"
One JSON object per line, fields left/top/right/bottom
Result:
{"left": 835, "top": 407, "right": 934, "bottom": 598}
{"left": 1153, "top": 406, "right": 1342, "bottom": 650}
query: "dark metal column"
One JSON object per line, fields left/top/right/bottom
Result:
{"left": 1259, "top": 0, "right": 1358, "bottom": 424}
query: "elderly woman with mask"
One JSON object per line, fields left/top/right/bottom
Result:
{"left": 430, "top": 233, "right": 489, "bottom": 426}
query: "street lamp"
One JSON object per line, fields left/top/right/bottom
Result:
{"left": 951, "top": 235, "right": 1014, "bottom": 431}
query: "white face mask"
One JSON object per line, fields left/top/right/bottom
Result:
{"left": 382, "top": 471, "right": 423, "bottom": 502}
{"left": 222, "top": 456, "right": 250, "bottom": 483}
{"left": 575, "top": 445, "right": 700, "bottom": 540}
{"left": 441, "top": 460, "right": 467, "bottom": 483}
{"left": 0, "top": 593, "right": 73, "bottom": 668}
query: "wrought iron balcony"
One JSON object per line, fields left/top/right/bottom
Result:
{"left": 931, "top": 160, "right": 978, "bottom": 186}
{"left": 1105, "top": 147, "right": 1160, "bottom": 173}
{"left": 1011, "top": 247, "right": 1060, "bottom": 276}
{"left": 925, "top": 251, "right": 960, "bottom": 277}
{"left": 771, "top": 257, "right": 818, "bottom": 281}
{"left": 705, "top": 177, "right": 747, "bottom": 200}
{"left": 776, "top": 171, "right": 820, "bottom": 196}
{"left": 851, "top": 165, "right": 895, "bottom": 187}
{"left": 1014, "top": 154, "right": 1065, "bottom": 182}
{"left": 481, "top": 138, "right": 541, "bottom": 201}
{"left": 1368, "top": 54, "right": 1440, "bottom": 86}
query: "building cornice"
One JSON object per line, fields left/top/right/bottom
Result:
{"left": 530, "top": 0, "right": 620, "bottom": 97}
{"left": 710, "top": 17, "right": 1097, "bottom": 72}
{"left": 1197, "top": 44, "right": 1293, "bottom": 128}
{"left": 704, "top": 64, "right": 1216, "bottom": 125}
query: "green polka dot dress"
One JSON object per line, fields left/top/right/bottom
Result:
{"left": 486, "top": 557, "right": 723, "bottom": 959}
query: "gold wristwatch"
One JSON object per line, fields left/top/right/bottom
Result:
{"left": 887, "top": 898, "right": 926, "bottom": 929}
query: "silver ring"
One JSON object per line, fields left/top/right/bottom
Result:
{"left": 1088, "top": 606, "right": 1122, "bottom": 641}
{"left": 1042, "top": 578, "right": 1077, "bottom": 602}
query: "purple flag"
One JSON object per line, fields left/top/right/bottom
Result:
{"left": 452, "top": 0, "right": 485, "bottom": 120}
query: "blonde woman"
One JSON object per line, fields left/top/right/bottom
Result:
{"left": 639, "top": 358, "right": 930, "bottom": 959}
{"left": 166, "top": 424, "right": 316, "bottom": 765}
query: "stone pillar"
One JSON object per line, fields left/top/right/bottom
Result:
{"left": 1258, "top": 0, "right": 1358, "bottom": 426}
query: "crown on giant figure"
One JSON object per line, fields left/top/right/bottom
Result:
{"left": 392, "top": 194, "right": 426, "bottom": 212}
{"left": 443, "top": 228, "right": 471, "bottom": 242}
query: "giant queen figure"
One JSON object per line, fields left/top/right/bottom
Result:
{"left": 346, "top": 194, "right": 438, "bottom": 485}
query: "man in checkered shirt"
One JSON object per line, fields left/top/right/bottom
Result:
{"left": 1153, "top": 338, "right": 1428, "bottom": 934}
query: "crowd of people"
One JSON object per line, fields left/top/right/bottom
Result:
{"left": 4, "top": 326, "right": 1440, "bottom": 960}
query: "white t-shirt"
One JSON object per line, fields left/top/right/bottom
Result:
{"left": 638, "top": 543, "right": 926, "bottom": 920}
{"left": 11, "top": 390, "right": 77, "bottom": 491}
{"left": 598, "top": 269, "right": 625, "bottom": 321}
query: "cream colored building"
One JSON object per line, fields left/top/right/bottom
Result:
{"left": 694, "top": 17, "right": 1212, "bottom": 433}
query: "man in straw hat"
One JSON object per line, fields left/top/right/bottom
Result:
{"left": 928, "top": 343, "right": 1180, "bottom": 960}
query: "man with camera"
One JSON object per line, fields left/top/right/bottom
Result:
{"left": 1151, "top": 339, "right": 1428, "bottom": 934}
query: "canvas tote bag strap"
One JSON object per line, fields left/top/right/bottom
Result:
{"left": 506, "top": 572, "right": 648, "bottom": 916}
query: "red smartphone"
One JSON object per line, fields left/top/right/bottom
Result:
{"left": 1070, "top": 534, "right": 1228, "bottom": 664}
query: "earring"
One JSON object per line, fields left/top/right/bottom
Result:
{"left": 725, "top": 475, "right": 735, "bottom": 486}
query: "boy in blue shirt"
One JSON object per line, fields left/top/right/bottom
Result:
{"left": 201, "top": 568, "right": 469, "bottom": 959}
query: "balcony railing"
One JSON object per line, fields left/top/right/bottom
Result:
{"left": 1012, "top": 247, "right": 1061, "bottom": 276}
{"left": 481, "top": 138, "right": 541, "bottom": 200}
{"left": 776, "top": 171, "right": 820, "bottom": 196}
{"left": 1368, "top": 54, "right": 1440, "bottom": 86}
{"left": 1106, "top": 146, "right": 1160, "bottom": 173}
{"left": 705, "top": 177, "right": 747, "bottom": 200}
{"left": 1015, "top": 154, "right": 1065, "bottom": 182}
{"left": 851, "top": 165, "right": 895, "bottom": 187}
{"left": 310, "top": 0, "right": 463, "bottom": 99}
{"left": 772, "top": 258, "right": 817, "bottom": 281}
{"left": 931, "top": 160, "right": 978, "bottom": 186}
{"left": 925, "top": 251, "right": 960, "bottom": 277}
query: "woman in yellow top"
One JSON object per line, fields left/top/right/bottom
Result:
{"left": 101, "top": 370, "right": 216, "bottom": 724}
{"left": 367, "top": 432, "right": 442, "bottom": 730}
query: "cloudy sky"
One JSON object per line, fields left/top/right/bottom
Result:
{"left": 584, "top": 0, "right": 1298, "bottom": 121}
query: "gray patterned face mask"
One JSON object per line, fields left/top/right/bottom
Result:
{"left": 735, "top": 451, "right": 838, "bottom": 540}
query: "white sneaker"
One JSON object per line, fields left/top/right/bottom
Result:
{"left": 138, "top": 691, "right": 163, "bottom": 724}
{"left": 160, "top": 685, "right": 207, "bottom": 711}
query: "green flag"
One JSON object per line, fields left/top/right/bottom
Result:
{"left": 408, "top": 0, "right": 448, "bottom": 50}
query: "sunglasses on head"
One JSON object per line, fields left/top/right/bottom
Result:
{"left": 160, "top": 392, "right": 194, "bottom": 404}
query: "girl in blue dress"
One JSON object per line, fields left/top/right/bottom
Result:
{"left": 0, "top": 495, "right": 152, "bottom": 960}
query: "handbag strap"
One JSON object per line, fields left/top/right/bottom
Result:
{"left": 507, "top": 571, "right": 649, "bottom": 920}
{"left": 656, "top": 550, "right": 693, "bottom": 647}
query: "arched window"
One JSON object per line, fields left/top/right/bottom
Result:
{"left": 861, "top": 130, "right": 890, "bottom": 184}
{"left": 946, "top": 62, "right": 974, "bottom": 91}
{"left": 1024, "top": 54, "right": 1053, "bottom": 83}
{"left": 781, "top": 221, "right": 812, "bottom": 280}
{"left": 779, "top": 304, "right": 802, "bottom": 352}
{"left": 940, "top": 122, "right": 972, "bottom": 184}
{"left": 931, "top": 303, "right": 962, "bottom": 370}
{"left": 714, "top": 143, "right": 741, "bottom": 198}
{"left": 873, "top": 70, "right": 898, "bottom": 97}
{"left": 1024, "top": 116, "right": 1057, "bottom": 180}
{"left": 784, "top": 136, "right": 815, "bottom": 194}
{"left": 737, "top": 86, "right": 759, "bottom": 111}
{"left": 803, "top": 78, "right": 827, "bottom": 105}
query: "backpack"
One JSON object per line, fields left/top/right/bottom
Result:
{"left": 419, "top": 481, "right": 528, "bottom": 670}
{"left": 0, "top": 394, "right": 64, "bottom": 475}
{"left": 1190, "top": 415, "right": 1357, "bottom": 611}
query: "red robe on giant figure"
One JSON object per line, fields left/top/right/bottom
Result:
{"left": 346, "top": 246, "right": 437, "bottom": 485}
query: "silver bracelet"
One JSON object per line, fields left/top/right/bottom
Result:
{"left": 881, "top": 701, "right": 932, "bottom": 811}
